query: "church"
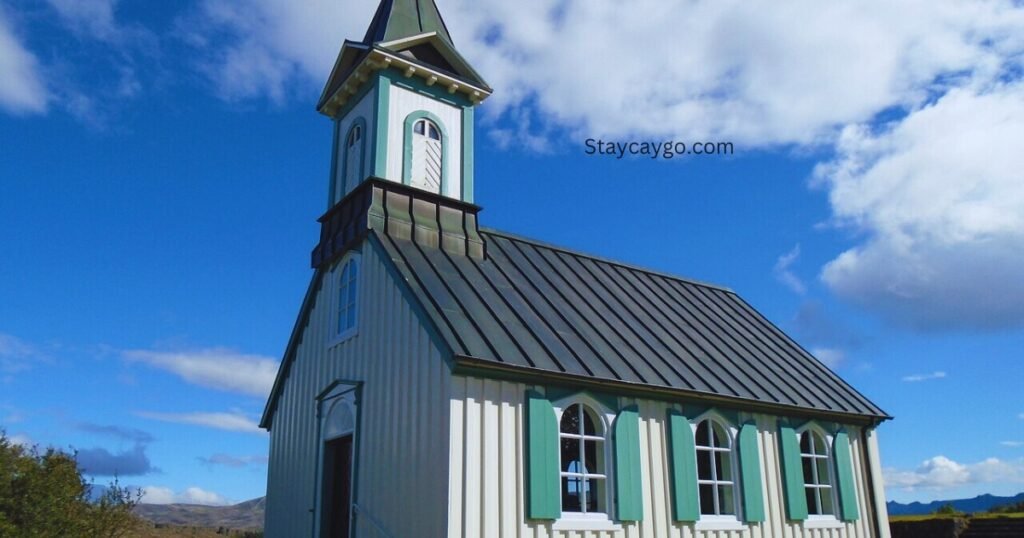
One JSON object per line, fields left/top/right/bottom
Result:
{"left": 260, "top": 1, "right": 893, "bottom": 537}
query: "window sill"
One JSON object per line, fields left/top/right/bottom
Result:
{"left": 695, "top": 517, "right": 746, "bottom": 531}
{"left": 804, "top": 516, "right": 844, "bottom": 529}
{"left": 327, "top": 329, "right": 358, "bottom": 348}
{"left": 551, "top": 515, "right": 623, "bottom": 532}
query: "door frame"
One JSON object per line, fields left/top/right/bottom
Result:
{"left": 313, "top": 380, "right": 362, "bottom": 538}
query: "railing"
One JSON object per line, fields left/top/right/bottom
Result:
{"left": 352, "top": 503, "right": 394, "bottom": 538}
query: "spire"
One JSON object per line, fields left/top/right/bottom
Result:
{"left": 362, "top": 0, "right": 454, "bottom": 46}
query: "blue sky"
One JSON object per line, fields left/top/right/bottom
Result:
{"left": 2, "top": 0, "right": 1023, "bottom": 506}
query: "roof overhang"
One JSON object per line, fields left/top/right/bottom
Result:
{"left": 318, "top": 45, "right": 492, "bottom": 117}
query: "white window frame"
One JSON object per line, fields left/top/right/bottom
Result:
{"left": 329, "top": 253, "right": 360, "bottom": 346}
{"left": 796, "top": 424, "right": 841, "bottom": 525}
{"left": 550, "top": 394, "right": 622, "bottom": 532}
{"left": 691, "top": 410, "right": 744, "bottom": 531}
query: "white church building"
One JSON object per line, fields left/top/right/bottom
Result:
{"left": 260, "top": 1, "right": 893, "bottom": 537}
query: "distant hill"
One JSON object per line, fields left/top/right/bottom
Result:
{"left": 134, "top": 497, "right": 265, "bottom": 530}
{"left": 887, "top": 492, "right": 1024, "bottom": 515}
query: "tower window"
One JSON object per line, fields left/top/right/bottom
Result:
{"left": 408, "top": 116, "right": 443, "bottom": 193}
{"left": 340, "top": 120, "right": 366, "bottom": 200}
{"left": 800, "top": 430, "right": 835, "bottom": 516}
{"left": 347, "top": 125, "right": 361, "bottom": 147}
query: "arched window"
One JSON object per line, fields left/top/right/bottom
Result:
{"left": 695, "top": 419, "right": 736, "bottom": 516}
{"left": 409, "top": 117, "right": 443, "bottom": 193}
{"left": 800, "top": 430, "right": 835, "bottom": 516}
{"left": 559, "top": 403, "right": 606, "bottom": 514}
{"left": 341, "top": 120, "right": 365, "bottom": 198}
{"left": 335, "top": 257, "right": 359, "bottom": 340}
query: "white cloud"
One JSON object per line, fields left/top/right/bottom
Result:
{"left": 198, "top": 453, "right": 269, "bottom": 468}
{"left": 901, "top": 371, "right": 947, "bottom": 382}
{"left": 0, "top": 333, "right": 49, "bottom": 375}
{"left": 136, "top": 410, "right": 263, "bottom": 434}
{"left": 46, "top": 0, "right": 119, "bottom": 41}
{"left": 141, "top": 486, "right": 230, "bottom": 506}
{"left": 8, "top": 433, "right": 33, "bottom": 448}
{"left": 884, "top": 455, "right": 1024, "bottom": 491}
{"left": 1001, "top": 441, "right": 1024, "bottom": 448}
{"left": 816, "top": 82, "right": 1024, "bottom": 329}
{"left": 0, "top": 9, "right": 48, "bottom": 115}
{"left": 774, "top": 244, "right": 806, "bottom": 294}
{"left": 810, "top": 347, "right": 845, "bottom": 369}
{"left": 123, "top": 348, "right": 278, "bottom": 397}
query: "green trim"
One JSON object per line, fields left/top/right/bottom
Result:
{"left": 778, "top": 424, "right": 808, "bottom": 521}
{"left": 379, "top": 68, "right": 473, "bottom": 107}
{"left": 327, "top": 118, "right": 341, "bottom": 210}
{"left": 461, "top": 106, "right": 473, "bottom": 202}
{"left": 330, "top": 77, "right": 377, "bottom": 123}
{"left": 737, "top": 422, "right": 765, "bottom": 522}
{"left": 667, "top": 411, "right": 700, "bottom": 522}
{"left": 402, "top": 110, "right": 449, "bottom": 195}
{"left": 544, "top": 387, "right": 618, "bottom": 411}
{"left": 833, "top": 430, "right": 860, "bottom": 521}
{"left": 338, "top": 116, "right": 368, "bottom": 196}
{"left": 613, "top": 405, "right": 644, "bottom": 521}
{"left": 686, "top": 405, "right": 740, "bottom": 426}
{"left": 525, "top": 391, "right": 560, "bottom": 520}
{"left": 372, "top": 75, "right": 391, "bottom": 178}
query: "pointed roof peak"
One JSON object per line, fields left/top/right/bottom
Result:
{"left": 363, "top": 0, "right": 454, "bottom": 46}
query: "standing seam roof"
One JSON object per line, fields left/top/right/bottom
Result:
{"left": 375, "top": 228, "right": 888, "bottom": 419}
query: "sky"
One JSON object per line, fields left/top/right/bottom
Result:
{"left": 1, "top": 0, "right": 1023, "bottom": 507}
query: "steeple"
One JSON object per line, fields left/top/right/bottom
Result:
{"left": 310, "top": 0, "right": 491, "bottom": 268}
{"left": 362, "top": 0, "right": 454, "bottom": 46}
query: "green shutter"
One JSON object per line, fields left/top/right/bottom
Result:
{"left": 833, "top": 430, "right": 860, "bottom": 521}
{"left": 667, "top": 411, "right": 699, "bottom": 521}
{"left": 613, "top": 406, "right": 644, "bottom": 521}
{"left": 525, "top": 391, "right": 560, "bottom": 519}
{"left": 778, "top": 424, "right": 808, "bottom": 521}
{"left": 738, "top": 422, "right": 766, "bottom": 522}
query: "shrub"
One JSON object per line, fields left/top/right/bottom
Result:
{"left": 0, "top": 431, "right": 141, "bottom": 537}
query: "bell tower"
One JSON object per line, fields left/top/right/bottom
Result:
{"left": 318, "top": 0, "right": 491, "bottom": 208}
{"left": 310, "top": 0, "right": 490, "bottom": 269}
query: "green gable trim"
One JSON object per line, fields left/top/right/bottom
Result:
{"left": 667, "top": 411, "right": 699, "bottom": 522}
{"left": 778, "top": 424, "right": 808, "bottom": 521}
{"left": 613, "top": 406, "right": 644, "bottom": 521}
{"left": 737, "top": 422, "right": 765, "bottom": 522}
{"left": 372, "top": 75, "right": 391, "bottom": 178}
{"left": 680, "top": 404, "right": 740, "bottom": 426}
{"left": 461, "top": 106, "right": 473, "bottom": 203}
{"left": 402, "top": 110, "right": 449, "bottom": 195}
{"left": 525, "top": 390, "right": 560, "bottom": 520}
{"left": 338, "top": 116, "right": 368, "bottom": 198}
{"left": 544, "top": 387, "right": 618, "bottom": 411}
{"left": 833, "top": 430, "right": 860, "bottom": 521}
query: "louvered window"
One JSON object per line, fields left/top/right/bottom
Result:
{"left": 410, "top": 118, "right": 442, "bottom": 193}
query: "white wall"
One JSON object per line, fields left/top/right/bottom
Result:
{"left": 448, "top": 376, "right": 890, "bottom": 538}
{"left": 264, "top": 239, "right": 452, "bottom": 537}
{"left": 385, "top": 83, "right": 463, "bottom": 199}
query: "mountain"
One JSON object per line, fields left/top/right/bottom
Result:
{"left": 887, "top": 492, "right": 1024, "bottom": 515}
{"left": 134, "top": 497, "right": 265, "bottom": 530}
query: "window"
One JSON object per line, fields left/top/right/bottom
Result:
{"left": 409, "top": 117, "right": 443, "bottom": 193}
{"left": 559, "top": 403, "right": 607, "bottom": 514}
{"left": 695, "top": 419, "right": 736, "bottom": 517}
{"left": 800, "top": 430, "right": 835, "bottom": 516}
{"left": 334, "top": 257, "right": 359, "bottom": 341}
{"left": 342, "top": 120, "right": 365, "bottom": 197}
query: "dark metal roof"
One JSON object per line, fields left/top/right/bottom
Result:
{"left": 375, "top": 228, "right": 888, "bottom": 419}
{"left": 362, "top": 0, "right": 454, "bottom": 46}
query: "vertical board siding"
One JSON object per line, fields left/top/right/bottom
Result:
{"left": 449, "top": 378, "right": 882, "bottom": 538}
{"left": 264, "top": 242, "right": 451, "bottom": 537}
{"left": 386, "top": 84, "right": 463, "bottom": 197}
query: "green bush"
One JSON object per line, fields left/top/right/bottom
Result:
{"left": 0, "top": 431, "right": 141, "bottom": 537}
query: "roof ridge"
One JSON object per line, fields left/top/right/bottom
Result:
{"left": 480, "top": 227, "right": 735, "bottom": 294}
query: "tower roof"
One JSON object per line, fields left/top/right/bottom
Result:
{"left": 362, "top": 0, "right": 454, "bottom": 46}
